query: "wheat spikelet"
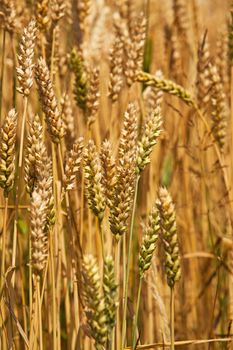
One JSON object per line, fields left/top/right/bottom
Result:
{"left": 108, "top": 28, "right": 124, "bottom": 102}
{"left": 103, "top": 256, "right": 118, "bottom": 333}
{"left": 143, "top": 71, "right": 164, "bottom": 113}
{"left": 196, "top": 34, "right": 211, "bottom": 113}
{"left": 124, "top": 12, "right": 146, "bottom": 86}
{"left": 35, "top": 0, "right": 50, "bottom": 31}
{"left": 81, "top": 254, "right": 108, "bottom": 349}
{"left": 51, "top": 0, "right": 66, "bottom": 25}
{"left": 37, "top": 144, "right": 55, "bottom": 231}
{"left": 172, "top": 0, "right": 189, "bottom": 40}
{"left": 0, "top": 109, "right": 17, "bottom": 197}
{"left": 60, "top": 93, "right": 75, "bottom": 144}
{"left": 118, "top": 102, "right": 138, "bottom": 160}
{"left": 169, "top": 29, "right": 182, "bottom": 82}
{"left": 78, "top": 0, "right": 91, "bottom": 32}
{"left": 109, "top": 103, "right": 138, "bottom": 238}
{"left": 84, "top": 5, "right": 111, "bottom": 65}
{"left": 16, "top": 19, "right": 37, "bottom": 97}
{"left": 83, "top": 140, "right": 106, "bottom": 221}
{"left": 26, "top": 115, "right": 54, "bottom": 229}
{"left": 229, "top": 4, "right": 233, "bottom": 64}
{"left": 136, "top": 71, "right": 194, "bottom": 106}
{"left": 136, "top": 107, "right": 162, "bottom": 174}
{"left": 157, "top": 187, "right": 181, "bottom": 288}
{"left": 63, "top": 137, "right": 84, "bottom": 191}
{"left": 35, "top": 57, "right": 65, "bottom": 143}
{"left": 109, "top": 154, "right": 136, "bottom": 239}
{"left": 24, "top": 114, "right": 43, "bottom": 196}
{"left": 86, "top": 67, "right": 100, "bottom": 127}
{"left": 209, "top": 64, "right": 227, "bottom": 149}
{"left": 100, "top": 140, "right": 116, "bottom": 209}
{"left": 30, "top": 189, "right": 48, "bottom": 274}
{"left": 0, "top": 0, "right": 18, "bottom": 33}
{"left": 139, "top": 205, "right": 160, "bottom": 277}
{"left": 216, "top": 27, "right": 229, "bottom": 95}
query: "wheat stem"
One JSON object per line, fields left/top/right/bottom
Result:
{"left": 37, "top": 276, "right": 43, "bottom": 350}
{"left": 122, "top": 175, "right": 140, "bottom": 348}
{"left": 19, "top": 97, "right": 28, "bottom": 167}
{"left": 50, "top": 229, "right": 57, "bottom": 350}
{"left": 132, "top": 276, "right": 143, "bottom": 349}
{"left": 0, "top": 30, "right": 6, "bottom": 122}
{"left": 170, "top": 287, "right": 175, "bottom": 350}
{"left": 0, "top": 196, "right": 8, "bottom": 288}
{"left": 114, "top": 239, "right": 121, "bottom": 350}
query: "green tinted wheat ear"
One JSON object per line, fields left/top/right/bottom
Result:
{"left": 157, "top": 187, "right": 181, "bottom": 350}
{"left": 136, "top": 71, "right": 194, "bottom": 106}
{"left": 84, "top": 140, "right": 106, "bottom": 221}
{"left": 35, "top": 57, "right": 65, "bottom": 143}
{"left": 69, "top": 48, "right": 88, "bottom": 111}
{"left": 24, "top": 114, "right": 43, "bottom": 195}
{"left": 81, "top": 255, "right": 108, "bottom": 350}
{"left": 136, "top": 107, "right": 162, "bottom": 174}
{"left": 103, "top": 256, "right": 118, "bottom": 334}
{"left": 30, "top": 189, "right": 48, "bottom": 274}
{"left": 139, "top": 205, "right": 160, "bottom": 277}
{"left": 0, "top": 109, "right": 17, "bottom": 197}
{"left": 157, "top": 187, "right": 181, "bottom": 288}
{"left": 16, "top": 19, "right": 37, "bottom": 97}
{"left": 133, "top": 204, "right": 160, "bottom": 348}
{"left": 209, "top": 64, "right": 227, "bottom": 149}
{"left": 100, "top": 140, "right": 116, "bottom": 209}
{"left": 63, "top": 137, "right": 84, "bottom": 191}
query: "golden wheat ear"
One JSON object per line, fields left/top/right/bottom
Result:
{"left": 0, "top": 109, "right": 17, "bottom": 197}
{"left": 63, "top": 137, "right": 84, "bottom": 192}
{"left": 16, "top": 19, "right": 37, "bottom": 97}
{"left": 35, "top": 57, "right": 65, "bottom": 143}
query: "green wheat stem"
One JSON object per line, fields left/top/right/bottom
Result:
{"left": 170, "top": 287, "right": 175, "bottom": 350}
{"left": 132, "top": 276, "right": 143, "bottom": 349}
{"left": 122, "top": 175, "right": 140, "bottom": 349}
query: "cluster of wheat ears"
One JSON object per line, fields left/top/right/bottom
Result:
{"left": 0, "top": 0, "right": 233, "bottom": 349}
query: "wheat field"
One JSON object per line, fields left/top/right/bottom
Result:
{"left": 0, "top": 0, "right": 233, "bottom": 349}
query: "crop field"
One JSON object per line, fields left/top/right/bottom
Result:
{"left": 0, "top": 0, "right": 233, "bottom": 349}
